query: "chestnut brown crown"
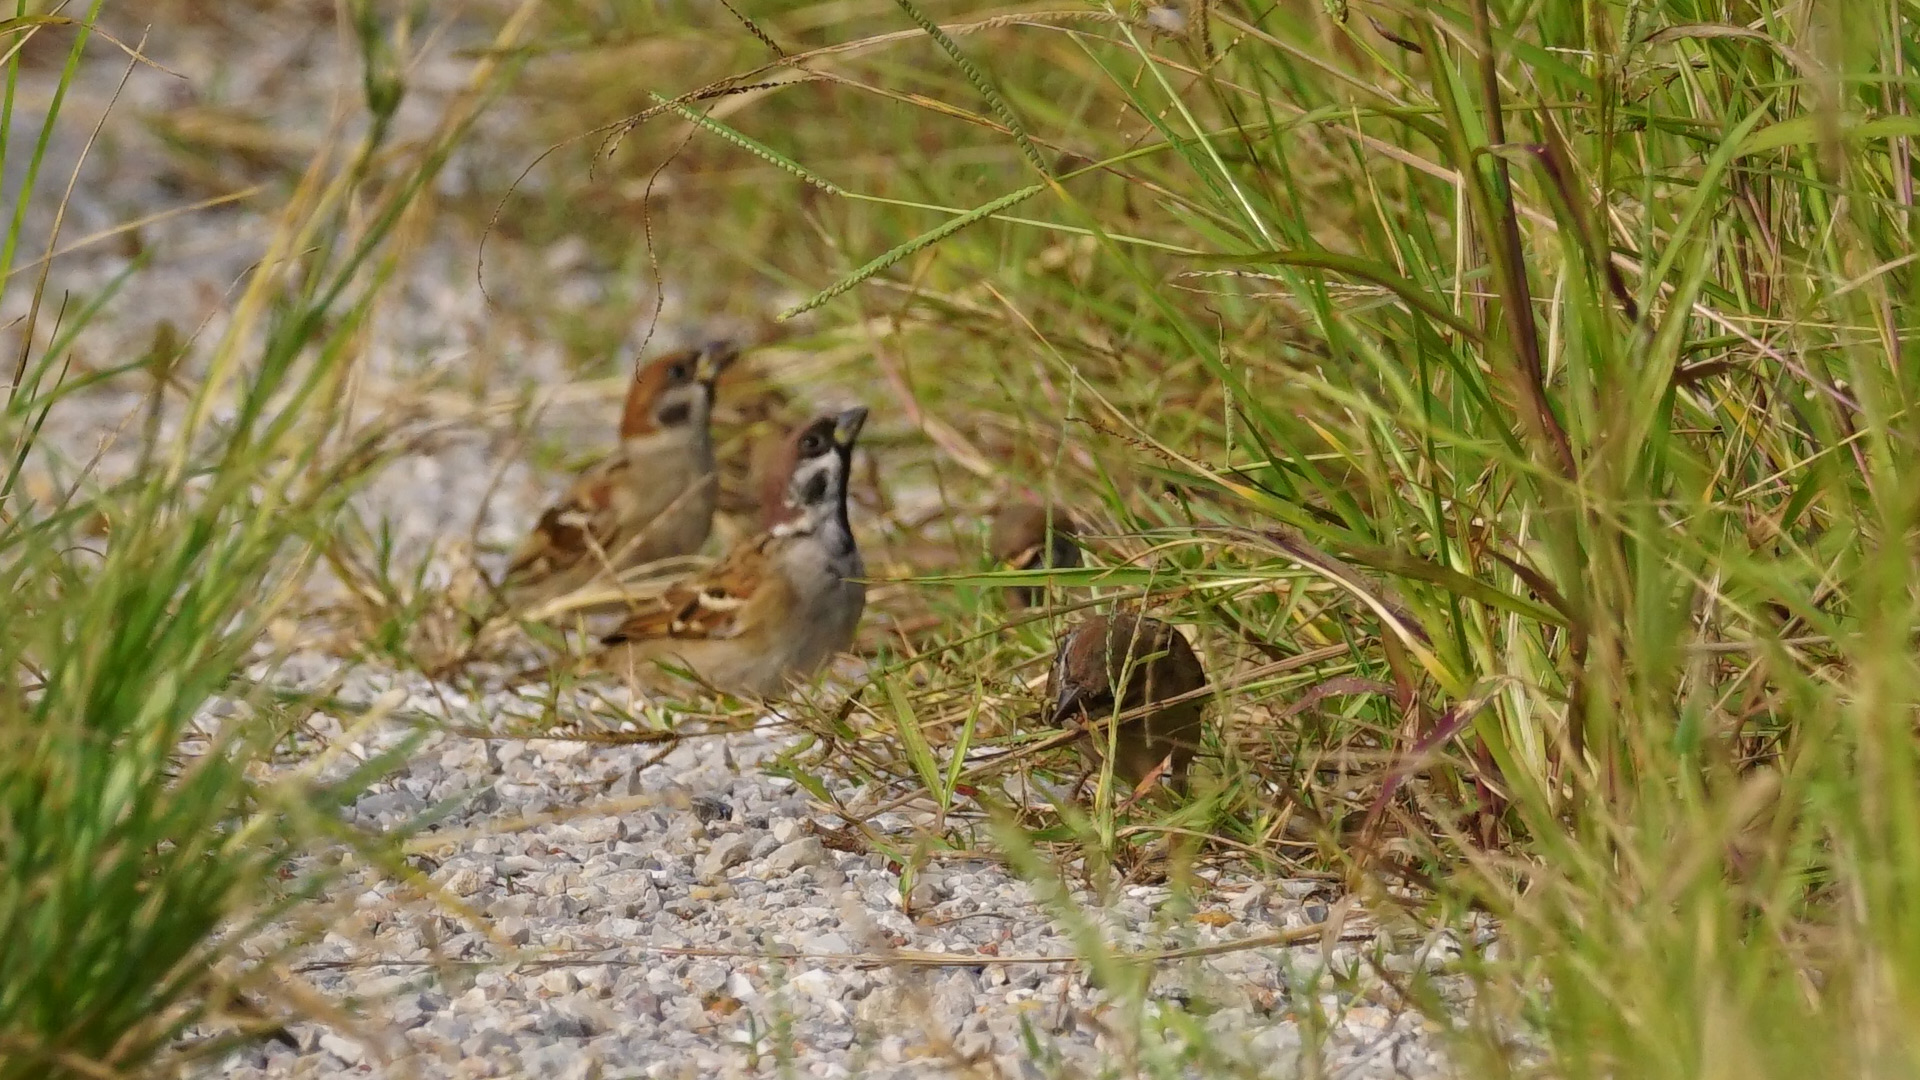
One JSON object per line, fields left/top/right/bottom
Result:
{"left": 619, "top": 340, "right": 736, "bottom": 439}
{"left": 760, "top": 406, "right": 867, "bottom": 529}
{"left": 1047, "top": 613, "right": 1209, "bottom": 790}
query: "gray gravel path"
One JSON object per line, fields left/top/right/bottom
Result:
{"left": 204, "top": 665, "right": 1463, "bottom": 1080}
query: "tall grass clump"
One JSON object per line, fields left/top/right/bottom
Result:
{"left": 563, "top": 0, "right": 1920, "bottom": 1072}
{"left": 0, "top": 5, "right": 532, "bottom": 1075}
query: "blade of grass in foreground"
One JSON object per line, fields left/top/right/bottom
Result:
{"left": 0, "top": 5, "right": 535, "bottom": 1075}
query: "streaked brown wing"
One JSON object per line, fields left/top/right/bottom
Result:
{"left": 507, "top": 458, "right": 628, "bottom": 580}
{"left": 602, "top": 532, "right": 775, "bottom": 645}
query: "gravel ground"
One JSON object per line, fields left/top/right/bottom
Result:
{"left": 23, "top": 6, "right": 1479, "bottom": 1077}
{"left": 204, "top": 663, "right": 1467, "bottom": 1080}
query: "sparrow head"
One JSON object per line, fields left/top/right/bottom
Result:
{"left": 989, "top": 501, "right": 1081, "bottom": 607}
{"left": 771, "top": 406, "right": 867, "bottom": 531}
{"left": 1047, "top": 613, "right": 1205, "bottom": 726}
{"left": 619, "top": 341, "right": 738, "bottom": 440}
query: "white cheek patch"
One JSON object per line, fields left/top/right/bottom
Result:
{"left": 785, "top": 457, "right": 840, "bottom": 511}
{"left": 652, "top": 385, "right": 708, "bottom": 429}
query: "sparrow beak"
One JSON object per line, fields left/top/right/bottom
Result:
{"left": 694, "top": 341, "right": 738, "bottom": 384}
{"left": 832, "top": 406, "right": 869, "bottom": 448}
{"left": 1049, "top": 682, "right": 1084, "bottom": 726}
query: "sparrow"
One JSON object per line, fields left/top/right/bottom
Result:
{"left": 501, "top": 342, "right": 735, "bottom": 608}
{"left": 1047, "top": 613, "right": 1209, "bottom": 792}
{"left": 596, "top": 407, "right": 870, "bottom": 697}
{"left": 988, "top": 501, "right": 1081, "bottom": 609}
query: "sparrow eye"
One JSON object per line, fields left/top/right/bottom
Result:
{"left": 666, "top": 363, "right": 690, "bottom": 381}
{"left": 799, "top": 433, "right": 825, "bottom": 454}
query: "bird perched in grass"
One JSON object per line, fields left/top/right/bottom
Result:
{"left": 1047, "top": 613, "right": 1209, "bottom": 793}
{"left": 596, "top": 407, "right": 869, "bottom": 697}
{"left": 502, "top": 342, "right": 735, "bottom": 608}
{"left": 989, "top": 501, "right": 1081, "bottom": 609}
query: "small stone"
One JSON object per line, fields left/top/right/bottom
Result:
{"left": 930, "top": 979, "right": 975, "bottom": 1028}
{"left": 490, "top": 894, "right": 535, "bottom": 919}
{"left": 521, "top": 1040, "right": 591, "bottom": 1074}
{"left": 577, "top": 965, "right": 615, "bottom": 997}
{"left": 689, "top": 795, "right": 731, "bottom": 824}
{"left": 497, "top": 916, "right": 532, "bottom": 945}
{"left": 317, "top": 1033, "right": 364, "bottom": 1065}
{"left": 539, "top": 969, "right": 581, "bottom": 995}
{"left": 443, "top": 868, "right": 481, "bottom": 895}
{"left": 1228, "top": 882, "right": 1269, "bottom": 915}
{"left": 790, "top": 969, "right": 837, "bottom": 999}
{"left": 576, "top": 817, "right": 624, "bottom": 844}
{"left": 626, "top": 880, "right": 663, "bottom": 917}
{"left": 363, "top": 974, "right": 411, "bottom": 999}
{"left": 696, "top": 834, "right": 752, "bottom": 882}
{"left": 629, "top": 990, "right": 666, "bottom": 1022}
{"left": 686, "top": 961, "right": 729, "bottom": 995}
{"left": 540, "top": 999, "right": 599, "bottom": 1038}
{"left": 1344, "top": 1003, "right": 1391, "bottom": 1031}
{"left": 907, "top": 879, "right": 941, "bottom": 912}
{"left": 765, "top": 837, "right": 827, "bottom": 873}
{"left": 391, "top": 996, "right": 427, "bottom": 1028}
{"left": 802, "top": 932, "right": 851, "bottom": 955}
{"left": 499, "top": 854, "right": 544, "bottom": 877}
